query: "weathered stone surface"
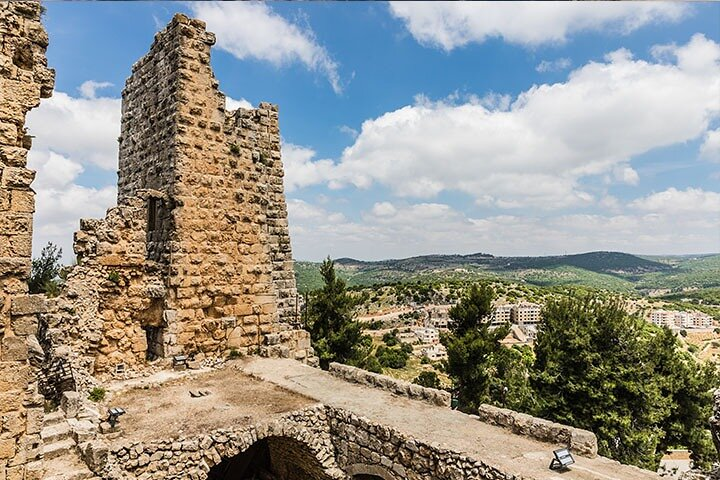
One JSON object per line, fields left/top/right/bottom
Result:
{"left": 53, "top": 13, "right": 311, "bottom": 378}
{"left": 477, "top": 404, "right": 598, "bottom": 457}
{"left": 0, "top": 1, "right": 55, "bottom": 475}
{"left": 329, "top": 362, "right": 452, "bottom": 407}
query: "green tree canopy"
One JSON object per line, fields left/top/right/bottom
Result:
{"left": 29, "top": 242, "right": 62, "bottom": 295}
{"left": 531, "top": 295, "right": 719, "bottom": 470}
{"left": 305, "top": 257, "right": 372, "bottom": 370}
{"left": 444, "top": 284, "right": 532, "bottom": 412}
{"left": 413, "top": 371, "right": 440, "bottom": 389}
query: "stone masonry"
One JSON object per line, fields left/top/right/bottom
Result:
{"left": 0, "top": 1, "right": 54, "bottom": 478}
{"left": 54, "top": 14, "right": 310, "bottom": 377}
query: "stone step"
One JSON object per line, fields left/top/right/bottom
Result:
{"left": 43, "top": 438, "right": 76, "bottom": 460}
{"left": 43, "top": 410, "right": 66, "bottom": 428}
{"left": 43, "top": 448, "right": 97, "bottom": 480}
{"left": 41, "top": 421, "right": 72, "bottom": 443}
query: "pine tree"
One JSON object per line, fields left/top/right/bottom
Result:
{"left": 444, "top": 284, "right": 532, "bottom": 412}
{"left": 29, "top": 242, "right": 62, "bottom": 295}
{"left": 306, "top": 258, "right": 372, "bottom": 369}
{"left": 530, "top": 295, "right": 718, "bottom": 470}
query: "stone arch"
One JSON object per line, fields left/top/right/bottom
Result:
{"left": 346, "top": 463, "right": 401, "bottom": 480}
{"left": 203, "top": 418, "right": 343, "bottom": 480}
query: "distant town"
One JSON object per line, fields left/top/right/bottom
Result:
{"left": 359, "top": 299, "right": 716, "bottom": 366}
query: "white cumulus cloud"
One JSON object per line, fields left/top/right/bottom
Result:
{"left": 78, "top": 80, "right": 113, "bottom": 99}
{"left": 700, "top": 128, "right": 720, "bottom": 162}
{"left": 287, "top": 196, "right": 720, "bottom": 261}
{"left": 225, "top": 96, "right": 253, "bottom": 111}
{"left": 191, "top": 2, "right": 342, "bottom": 93}
{"left": 389, "top": 2, "right": 688, "bottom": 50}
{"left": 291, "top": 35, "right": 719, "bottom": 210}
{"left": 26, "top": 90, "right": 121, "bottom": 170}
{"left": 630, "top": 187, "right": 720, "bottom": 215}
{"left": 536, "top": 58, "right": 572, "bottom": 73}
{"left": 282, "top": 143, "right": 338, "bottom": 192}
{"left": 28, "top": 151, "right": 117, "bottom": 261}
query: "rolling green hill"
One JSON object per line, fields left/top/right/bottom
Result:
{"left": 295, "top": 251, "right": 720, "bottom": 295}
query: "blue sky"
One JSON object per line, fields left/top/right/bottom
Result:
{"left": 26, "top": 2, "right": 720, "bottom": 261}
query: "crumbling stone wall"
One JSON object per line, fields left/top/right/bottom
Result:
{"left": 58, "top": 13, "right": 307, "bottom": 377}
{"left": 0, "top": 1, "right": 54, "bottom": 478}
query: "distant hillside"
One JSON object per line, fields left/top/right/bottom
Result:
{"left": 335, "top": 251, "right": 669, "bottom": 275}
{"left": 295, "top": 251, "right": 687, "bottom": 293}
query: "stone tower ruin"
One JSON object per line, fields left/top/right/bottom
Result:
{"left": 64, "top": 14, "right": 310, "bottom": 375}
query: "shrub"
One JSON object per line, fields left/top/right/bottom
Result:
{"left": 107, "top": 270, "right": 120, "bottom": 284}
{"left": 413, "top": 371, "right": 440, "bottom": 389}
{"left": 228, "top": 348, "right": 243, "bottom": 359}
{"left": 382, "top": 329, "right": 399, "bottom": 346}
{"left": 88, "top": 387, "right": 106, "bottom": 402}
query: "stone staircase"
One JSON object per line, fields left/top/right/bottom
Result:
{"left": 41, "top": 410, "right": 98, "bottom": 480}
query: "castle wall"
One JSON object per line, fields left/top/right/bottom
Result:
{"left": 58, "top": 14, "right": 305, "bottom": 377}
{"left": 0, "top": 1, "right": 54, "bottom": 478}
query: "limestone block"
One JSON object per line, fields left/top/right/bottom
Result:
{"left": 0, "top": 122, "right": 18, "bottom": 144}
{"left": 23, "top": 461, "right": 43, "bottom": 480}
{"left": 1, "top": 412, "right": 24, "bottom": 437}
{"left": 0, "top": 336, "right": 27, "bottom": 362}
{"left": 0, "top": 362, "right": 28, "bottom": 391}
{"left": 9, "top": 314, "right": 35, "bottom": 336}
{"left": 5, "top": 465, "right": 24, "bottom": 480}
{"left": 0, "top": 438, "right": 16, "bottom": 461}
{"left": 61, "top": 391, "right": 81, "bottom": 418}
{"left": 571, "top": 428, "right": 598, "bottom": 458}
{"left": 9, "top": 295, "right": 46, "bottom": 316}
{"left": 25, "top": 408, "right": 42, "bottom": 435}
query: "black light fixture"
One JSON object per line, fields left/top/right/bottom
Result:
{"left": 549, "top": 448, "right": 575, "bottom": 470}
{"left": 107, "top": 407, "right": 126, "bottom": 428}
{"left": 172, "top": 355, "right": 188, "bottom": 370}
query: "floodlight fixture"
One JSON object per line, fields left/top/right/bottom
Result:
{"left": 549, "top": 448, "right": 575, "bottom": 470}
{"left": 172, "top": 355, "right": 188, "bottom": 370}
{"left": 107, "top": 407, "right": 126, "bottom": 428}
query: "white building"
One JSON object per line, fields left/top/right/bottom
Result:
{"left": 491, "top": 304, "right": 513, "bottom": 328}
{"left": 421, "top": 344, "right": 447, "bottom": 361}
{"left": 425, "top": 305, "right": 451, "bottom": 329}
{"left": 649, "top": 309, "right": 713, "bottom": 329}
{"left": 513, "top": 302, "right": 542, "bottom": 327}
{"left": 414, "top": 327, "right": 440, "bottom": 345}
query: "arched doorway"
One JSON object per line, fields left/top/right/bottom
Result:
{"left": 207, "top": 436, "right": 334, "bottom": 480}
{"left": 346, "top": 464, "right": 399, "bottom": 480}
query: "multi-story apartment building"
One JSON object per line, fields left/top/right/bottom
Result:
{"left": 491, "top": 304, "right": 514, "bottom": 328}
{"left": 649, "top": 309, "right": 713, "bottom": 329}
{"left": 513, "top": 302, "right": 543, "bottom": 327}
{"left": 425, "top": 305, "right": 451, "bottom": 329}
{"left": 422, "top": 344, "right": 448, "bottom": 361}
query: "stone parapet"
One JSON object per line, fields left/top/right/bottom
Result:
{"left": 476, "top": 404, "right": 598, "bottom": 457}
{"left": 329, "top": 362, "right": 451, "bottom": 407}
